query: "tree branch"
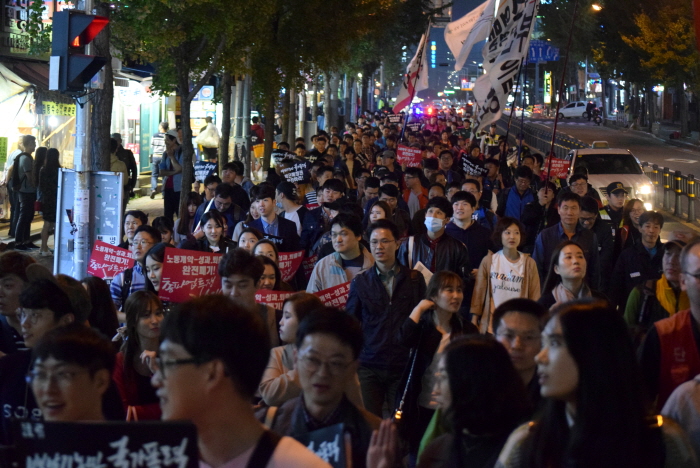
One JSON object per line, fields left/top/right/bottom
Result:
{"left": 187, "top": 35, "right": 227, "bottom": 102}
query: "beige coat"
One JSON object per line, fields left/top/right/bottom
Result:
{"left": 470, "top": 250, "right": 541, "bottom": 334}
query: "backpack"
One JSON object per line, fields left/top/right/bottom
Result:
{"left": 11, "top": 153, "right": 27, "bottom": 191}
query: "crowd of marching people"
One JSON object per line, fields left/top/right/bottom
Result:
{"left": 2, "top": 109, "right": 700, "bottom": 467}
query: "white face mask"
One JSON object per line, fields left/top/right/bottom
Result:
{"left": 424, "top": 216, "right": 444, "bottom": 233}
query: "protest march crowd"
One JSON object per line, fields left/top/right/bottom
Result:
{"left": 2, "top": 110, "right": 700, "bottom": 467}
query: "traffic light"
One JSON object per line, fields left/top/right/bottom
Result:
{"left": 49, "top": 10, "right": 109, "bottom": 94}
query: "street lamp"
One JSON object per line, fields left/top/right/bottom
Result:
{"left": 592, "top": 4, "right": 602, "bottom": 10}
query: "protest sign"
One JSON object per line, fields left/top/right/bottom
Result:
{"left": 314, "top": 282, "right": 351, "bottom": 309}
{"left": 406, "top": 122, "right": 421, "bottom": 132}
{"left": 255, "top": 290, "right": 296, "bottom": 310}
{"left": 12, "top": 420, "right": 198, "bottom": 467}
{"left": 278, "top": 250, "right": 305, "bottom": 282}
{"left": 387, "top": 114, "right": 402, "bottom": 124}
{"left": 281, "top": 162, "right": 310, "bottom": 184}
{"left": 302, "top": 254, "right": 318, "bottom": 281}
{"left": 87, "top": 240, "right": 134, "bottom": 280}
{"left": 297, "top": 423, "right": 347, "bottom": 468}
{"left": 396, "top": 145, "right": 422, "bottom": 168}
{"left": 461, "top": 155, "right": 489, "bottom": 177}
{"left": 159, "top": 247, "right": 221, "bottom": 303}
{"left": 543, "top": 157, "right": 571, "bottom": 179}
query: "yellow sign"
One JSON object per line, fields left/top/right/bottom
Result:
{"left": 42, "top": 102, "right": 76, "bottom": 116}
{"left": 544, "top": 72, "right": 552, "bottom": 104}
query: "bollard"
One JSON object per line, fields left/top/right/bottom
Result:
{"left": 674, "top": 171, "right": 683, "bottom": 216}
{"left": 663, "top": 168, "right": 672, "bottom": 209}
{"left": 689, "top": 174, "right": 697, "bottom": 222}
{"left": 652, "top": 165, "right": 662, "bottom": 209}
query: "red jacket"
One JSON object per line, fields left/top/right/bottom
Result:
{"left": 112, "top": 352, "right": 162, "bottom": 420}
{"left": 403, "top": 186, "right": 429, "bottom": 210}
{"left": 655, "top": 309, "right": 700, "bottom": 409}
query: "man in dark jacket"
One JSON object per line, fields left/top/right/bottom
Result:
{"left": 111, "top": 133, "right": 137, "bottom": 196}
{"left": 497, "top": 165, "right": 536, "bottom": 221}
{"left": 300, "top": 179, "right": 346, "bottom": 254}
{"left": 611, "top": 211, "right": 665, "bottom": 310}
{"left": 192, "top": 183, "right": 243, "bottom": 237}
{"left": 263, "top": 309, "right": 380, "bottom": 468}
{"left": 579, "top": 196, "right": 615, "bottom": 275}
{"left": 346, "top": 219, "right": 426, "bottom": 417}
{"left": 532, "top": 192, "right": 601, "bottom": 289}
{"left": 248, "top": 184, "right": 300, "bottom": 253}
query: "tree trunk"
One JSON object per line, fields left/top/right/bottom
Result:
{"left": 344, "top": 76, "right": 353, "bottom": 125}
{"left": 680, "top": 88, "right": 690, "bottom": 137}
{"left": 287, "top": 88, "right": 296, "bottom": 143}
{"left": 351, "top": 77, "right": 357, "bottom": 122}
{"left": 219, "top": 70, "right": 232, "bottom": 170}
{"left": 311, "top": 77, "right": 318, "bottom": 122}
{"left": 90, "top": 2, "right": 113, "bottom": 172}
{"left": 329, "top": 72, "right": 340, "bottom": 131}
{"left": 281, "top": 88, "right": 290, "bottom": 143}
{"left": 263, "top": 93, "right": 275, "bottom": 172}
{"left": 323, "top": 73, "right": 331, "bottom": 132}
{"left": 178, "top": 74, "right": 194, "bottom": 220}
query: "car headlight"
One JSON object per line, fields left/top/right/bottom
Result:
{"left": 638, "top": 184, "right": 652, "bottom": 195}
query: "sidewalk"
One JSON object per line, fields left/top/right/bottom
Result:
{"left": 622, "top": 120, "right": 700, "bottom": 152}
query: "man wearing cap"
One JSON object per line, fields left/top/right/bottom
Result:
{"left": 111, "top": 133, "right": 137, "bottom": 198}
{"left": 480, "top": 123, "right": 500, "bottom": 157}
{"left": 159, "top": 129, "right": 184, "bottom": 220}
{"left": 277, "top": 181, "right": 307, "bottom": 236}
{"left": 600, "top": 181, "right": 628, "bottom": 261}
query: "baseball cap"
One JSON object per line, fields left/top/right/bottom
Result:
{"left": 606, "top": 182, "right": 628, "bottom": 195}
{"left": 663, "top": 240, "right": 686, "bottom": 254}
{"left": 381, "top": 150, "right": 396, "bottom": 159}
{"left": 110, "top": 133, "right": 122, "bottom": 141}
{"left": 276, "top": 181, "right": 298, "bottom": 201}
{"left": 165, "top": 129, "right": 180, "bottom": 143}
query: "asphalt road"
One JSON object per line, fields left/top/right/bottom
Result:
{"left": 528, "top": 118, "right": 700, "bottom": 174}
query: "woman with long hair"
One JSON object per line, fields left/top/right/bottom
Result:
{"left": 113, "top": 290, "right": 164, "bottom": 420}
{"left": 418, "top": 335, "right": 531, "bottom": 468}
{"left": 152, "top": 216, "right": 175, "bottom": 246}
{"left": 38, "top": 148, "right": 60, "bottom": 255}
{"left": 253, "top": 238, "right": 280, "bottom": 264}
{"left": 539, "top": 241, "right": 601, "bottom": 309}
{"left": 238, "top": 227, "right": 264, "bottom": 253}
{"left": 142, "top": 243, "right": 172, "bottom": 310}
{"left": 177, "top": 210, "right": 235, "bottom": 254}
{"left": 496, "top": 300, "right": 697, "bottom": 467}
{"left": 341, "top": 147, "right": 358, "bottom": 190}
{"left": 398, "top": 271, "right": 478, "bottom": 458}
{"left": 173, "top": 191, "right": 202, "bottom": 244}
{"left": 471, "top": 217, "right": 541, "bottom": 334}
{"left": 32, "top": 146, "right": 48, "bottom": 190}
{"left": 257, "top": 255, "right": 293, "bottom": 291}
{"left": 621, "top": 198, "right": 645, "bottom": 250}
{"left": 364, "top": 200, "right": 393, "bottom": 240}
{"left": 81, "top": 275, "right": 119, "bottom": 340}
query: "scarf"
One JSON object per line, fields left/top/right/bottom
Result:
{"left": 656, "top": 275, "right": 689, "bottom": 316}
{"left": 552, "top": 282, "right": 592, "bottom": 308}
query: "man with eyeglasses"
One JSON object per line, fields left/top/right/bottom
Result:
{"left": 152, "top": 295, "right": 329, "bottom": 468}
{"left": 564, "top": 173, "right": 602, "bottom": 208}
{"left": 346, "top": 219, "right": 426, "bottom": 417}
{"left": 640, "top": 238, "right": 700, "bottom": 411}
{"left": 403, "top": 167, "right": 429, "bottom": 219}
{"left": 193, "top": 183, "right": 243, "bottom": 238}
{"left": 110, "top": 225, "right": 162, "bottom": 312}
{"left": 263, "top": 309, "right": 380, "bottom": 468}
{"left": 492, "top": 298, "right": 547, "bottom": 413}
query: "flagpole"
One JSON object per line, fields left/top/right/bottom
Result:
{"left": 546, "top": 0, "right": 580, "bottom": 187}
{"left": 399, "top": 21, "right": 432, "bottom": 144}
{"left": 502, "top": 56, "right": 527, "bottom": 163}
{"left": 518, "top": 56, "right": 529, "bottom": 163}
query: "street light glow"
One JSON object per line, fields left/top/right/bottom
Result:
{"left": 592, "top": 4, "right": 602, "bottom": 11}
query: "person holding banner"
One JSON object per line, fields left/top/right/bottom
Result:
{"left": 178, "top": 210, "right": 236, "bottom": 254}
{"left": 151, "top": 295, "right": 328, "bottom": 467}
{"left": 113, "top": 290, "right": 163, "bottom": 420}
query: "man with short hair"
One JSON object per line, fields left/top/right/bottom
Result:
{"left": 496, "top": 165, "right": 536, "bottom": 221}
{"left": 492, "top": 298, "right": 546, "bottom": 410}
{"left": 202, "top": 174, "right": 221, "bottom": 203}
{"left": 378, "top": 184, "right": 411, "bottom": 238}
{"left": 359, "top": 177, "right": 380, "bottom": 213}
{"left": 0, "top": 251, "right": 35, "bottom": 354}
{"left": 150, "top": 121, "right": 168, "bottom": 198}
{"left": 220, "top": 162, "right": 252, "bottom": 212}
{"left": 111, "top": 133, "right": 138, "bottom": 197}
{"left": 462, "top": 179, "right": 497, "bottom": 231}
{"left": 566, "top": 173, "right": 602, "bottom": 207}
{"left": 601, "top": 181, "right": 628, "bottom": 260}
{"left": 159, "top": 129, "right": 184, "bottom": 220}
{"left": 438, "top": 150, "right": 462, "bottom": 185}
{"left": 403, "top": 167, "right": 429, "bottom": 218}
{"left": 532, "top": 192, "right": 600, "bottom": 289}
{"left": 219, "top": 249, "right": 279, "bottom": 347}
{"left": 411, "top": 183, "right": 446, "bottom": 237}
{"left": 379, "top": 150, "right": 403, "bottom": 187}
{"left": 445, "top": 191, "right": 493, "bottom": 285}
{"left": 307, "top": 214, "right": 374, "bottom": 293}
{"left": 249, "top": 184, "right": 300, "bottom": 252}
{"left": 315, "top": 166, "right": 334, "bottom": 192}
{"left": 346, "top": 219, "right": 426, "bottom": 417}
{"left": 12, "top": 135, "right": 38, "bottom": 250}
{"left": 611, "top": 211, "right": 664, "bottom": 310}
{"left": 301, "top": 179, "right": 346, "bottom": 254}
{"left": 193, "top": 183, "right": 244, "bottom": 238}
{"left": 110, "top": 225, "right": 162, "bottom": 312}
{"left": 265, "top": 309, "right": 380, "bottom": 468}
{"left": 152, "top": 294, "right": 327, "bottom": 467}
{"left": 231, "top": 160, "right": 255, "bottom": 196}
{"left": 306, "top": 135, "right": 328, "bottom": 164}
{"left": 579, "top": 195, "right": 615, "bottom": 276}
{"left": 30, "top": 324, "right": 115, "bottom": 422}
{"left": 277, "top": 181, "right": 307, "bottom": 236}
{"left": 422, "top": 158, "right": 439, "bottom": 185}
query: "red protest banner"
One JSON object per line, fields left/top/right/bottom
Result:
{"left": 313, "top": 282, "right": 351, "bottom": 309}
{"left": 543, "top": 157, "right": 571, "bottom": 179}
{"left": 302, "top": 254, "right": 318, "bottom": 281}
{"left": 159, "top": 247, "right": 222, "bottom": 303}
{"left": 278, "top": 250, "right": 304, "bottom": 282}
{"left": 255, "top": 289, "right": 296, "bottom": 310}
{"left": 396, "top": 144, "right": 422, "bottom": 168}
{"left": 87, "top": 240, "right": 134, "bottom": 280}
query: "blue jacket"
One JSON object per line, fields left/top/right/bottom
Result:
{"left": 300, "top": 206, "right": 328, "bottom": 253}
{"left": 532, "top": 222, "right": 601, "bottom": 290}
{"left": 346, "top": 265, "right": 426, "bottom": 371}
{"left": 193, "top": 199, "right": 243, "bottom": 238}
{"left": 497, "top": 186, "right": 535, "bottom": 221}
{"left": 248, "top": 216, "right": 301, "bottom": 253}
{"left": 444, "top": 221, "right": 494, "bottom": 273}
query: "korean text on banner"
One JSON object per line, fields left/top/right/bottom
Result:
{"left": 472, "top": 0, "right": 539, "bottom": 134}
{"left": 255, "top": 290, "right": 296, "bottom": 310}
{"left": 396, "top": 145, "right": 423, "bottom": 168}
{"left": 87, "top": 240, "right": 135, "bottom": 280}
{"left": 313, "top": 282, "right": 351, "bottom": 309}
{"left": 159, "top": 247, "right": 222, "bottom": 303}
{"left": 302, "top": 254, "right": 318, "bottom": 281}
{"left": 543, "top": 157, "right": 570, "bottom": 179}
{"left": 278, "top": 250, "right": 305, "bottom": 282}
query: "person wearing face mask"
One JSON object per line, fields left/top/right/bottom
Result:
{"left": 397, "top": 197, "right": 470, "bottom": 286}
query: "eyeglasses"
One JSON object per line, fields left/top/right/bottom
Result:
{"left": 579, "top": 216, "right": 596, "bottom": 224}
{"left": 19, "top": 309, "right": 46, "bottom": 325}
{"left": 154, "top": 356, "right": 206, "bottom": 380}
{"left": 570, "top": 182, "right": 587, "bottom": 188}
{"left": 133, "top": 240, "right": 155, "bottom": 247}
{"left": 682, "top": 271, "right": 700, "bottom": 281}
{"left": 370, "top": 239, "right": 395, "bottom": 247}
{"left": 298, "top": 354, "right": 351, "bottom": 375}
{"left": 496, "top": 330, "right": 541, "bottom": 345}
{"left": 26, "top": 369, "right": 87, "bottom": 387}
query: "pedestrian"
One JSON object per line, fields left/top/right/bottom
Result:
{"left": 81, "top": 276, "right": 119, "bottom": 342}
{"left": 538, "top": 241, "right": 603, "bottom": 309}
{"left": 151, "top": 216, "right": 175, "bottom": 245}
{"left": 159, "top": 129, "right": 184, "bottom": 220}
{"left": 111, "top": 133, "right": 137, "bottom": 198}
{"left": 38, "top": 148, "right": 60, "bottom": 256}
{"left": 11, "top": 135, "right": 38, "bottom": 250}
{"left": 149, "top": 122, "right": 168, "bottom": 199}
{"left": 109, "top": 138, "right": 129, "bottom": 210}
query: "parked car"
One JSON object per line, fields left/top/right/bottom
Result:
{"left": 558, "top": 101, "right": 589, "bottom": 119}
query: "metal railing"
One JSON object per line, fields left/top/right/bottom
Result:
{"left": 495, "top": 117, "right": 700, "bottom": 224}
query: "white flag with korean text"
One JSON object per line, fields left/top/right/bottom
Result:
{"left": 472, "top": 0, "right": 539, "bottom": 134}
{"left": 452, "top": 0, "right": 498, "bottom": 72}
